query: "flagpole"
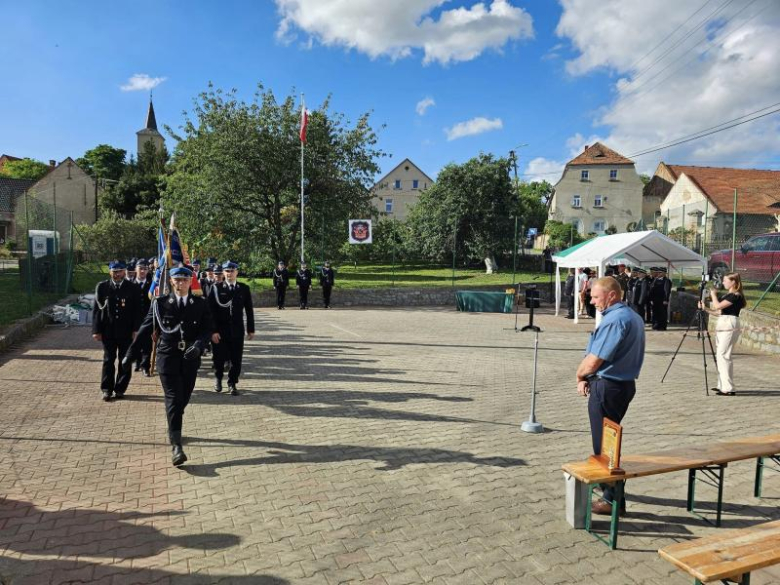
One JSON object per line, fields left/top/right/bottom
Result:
{"left": 300, "top": 93, "right": 305, "bottom": 264}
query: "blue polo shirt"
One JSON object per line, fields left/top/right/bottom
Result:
{"left": 585, "top": 302, "right": 645, "bottom": 381}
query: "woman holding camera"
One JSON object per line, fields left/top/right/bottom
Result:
{"left": 699, "top": 272, "right": 746, "bottom": 396}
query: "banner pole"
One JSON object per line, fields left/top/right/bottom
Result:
{"left": 300, "top": 94, "right": 305, "bottom": 264}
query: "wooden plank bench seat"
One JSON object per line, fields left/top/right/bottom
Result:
{"left": 659, "top": 519, "right": 780, "bottom": 584}
{"left": 561, "top": 434, "right": 780, "bottom": 549}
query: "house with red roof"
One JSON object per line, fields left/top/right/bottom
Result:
{"left": 548, "top": 142, "right": 644, "bottom": 235}
{"left": 653, "top": 163, "right": 780, "bottom": 248}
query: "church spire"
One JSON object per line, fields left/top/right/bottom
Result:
{"left": 145, "top": 93, "right": 158, "bottom": 131}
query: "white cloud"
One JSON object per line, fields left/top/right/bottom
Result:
{"left": 416, "top": 96, "right": 436, "bottom": 115}
{"left": 445, "top": 116, "right": 503, "bottom": 141}
{"left": 274, "top": 0, "right": 534, "bottom": 65}
{"left": 555, "top": 1, "right": 780, "bottom": 173}
{"left": 120, "top": 74, "right": 167, "bottom": 92}
{"left": 524, "top": 157, "right": 565, "bottom": 183}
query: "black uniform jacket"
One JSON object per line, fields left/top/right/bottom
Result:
{"left": 319, "top": 268, "right": 335, "bottom": 287}
{"left": 133, "top": 293, "right": 214, "bottom": 375}
{"left": 135, "top": 278, "right": 153, "bottom": 317}
{"left": 272, "top": 268, "right": 289, "bottom": 288}
{"left": 629, "top": 277, "right": 650, "bottom": 306}
{"left": 649, "top": 277, "right": 672, "bottom": 302}
{"left": 295, "top": 269, "right": 312, "bottom": 288}
{"left": 209, "top": 281, "right": 255, "bottom": 338}
{"left": 92, "top": 279, "right": 142, "bottom": 339}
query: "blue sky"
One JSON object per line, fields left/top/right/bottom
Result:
{"left": 2, "top": 1, "right": 779, "bottom": 181}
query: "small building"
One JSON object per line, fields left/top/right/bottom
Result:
{"left": 136, "top": 97, "right": 165, "bottom": 156}
{"left": 658, "top": 165, "right": 780, "bottom": 249}
{"left": 0, "top": 177, "right": 37, "bottom": 245}
{"left": 26, "top": 158, "right": 102, "bottom": 230}
{"left": 371, "top": 158, "right": 434, "bottom": 221}
{"left": 548, "top": 142, "right": 644, "bottom": 235}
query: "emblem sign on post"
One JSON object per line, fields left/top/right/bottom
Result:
{"left": 348, "top": 219, "right": 372, "bottom": 244}
{"left": 589, "top": 418, "right": 624, "bottom": 475}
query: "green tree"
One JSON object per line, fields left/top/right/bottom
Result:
{"left": 75, "top": 209, "right": 158, "bottom": 260}
{"left": 163, "top": 84, "right": 383, "bottom": 268}
{"left": 544, "top": 219, "right": 585, "bottom": 249}
{"left": 76, "top": 144, "right": 127, "bottom": 181}
{"left": 407, "top": 153, "right": 515, "bottom": 273}
{"left": 0, "top": 158, "right": 50, "bottom": 180}
{"left": 516, "top": 180, "right": 552, "bottom": 233}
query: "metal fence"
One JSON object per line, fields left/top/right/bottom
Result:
{"left": 0, "top": 194, "right": 105, "bottom": 328}
{"left": 651, "top": 189, "right": 780, "bottom": 317}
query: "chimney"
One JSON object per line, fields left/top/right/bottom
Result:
{"left": 49, "top": 159, "right": 56, "bottom": 167}
{"left": 583, "top": 145, "right": 589, "bottom": 152}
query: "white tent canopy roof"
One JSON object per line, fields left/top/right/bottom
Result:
{"left": 552, "top": 230, "right": 706, "bottom": 269}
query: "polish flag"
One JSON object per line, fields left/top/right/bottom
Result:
{"left": 299, "top": 100, "right": 308, "bottom": 144}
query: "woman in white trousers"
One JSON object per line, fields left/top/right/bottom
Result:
{"left": 699, "top": 272, "right": 746, "bottom": 396}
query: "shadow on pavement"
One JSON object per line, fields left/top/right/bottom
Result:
{"left": 0, "top": 498, "right": 240, "bottom": 560}
{"left": 182, "top": 438, "right": 526, "bottom": 476}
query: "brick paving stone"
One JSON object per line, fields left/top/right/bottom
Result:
{"left": 1, "top": 308, "right": 779, "bottom": 584}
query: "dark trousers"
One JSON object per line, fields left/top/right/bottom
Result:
{"left": 101, "top": 336, "right": 133, "bottom": 394}
{"left": 644, "top": 302, "right": 653, "bottom": 324}
{"left": 630, "top": 303, "right": 643, "bottom": 317}
{"left": 588, "top": 377, "right": 636, "bottom": 503}
{"left": 159, "top": 366, "right": 199, "bottom": 438}
{"left": 566, "top": 295, "right": 575, "bottom": 318}
{"left": 651, "top": 299, "right": 668, "bottom": 330}
{"left": 136, "top": 335, "right": 152, "bottom": 371}
{"left": 322, "top": 285, "right": 332, "bottom": 307}
{"left": 276, "top": 286, "right": 287, "bottom": 308}
{"left": 213, "top": 335, "right": 244, "bottom": 384}
{"left": 298, "top": 286, "right": 309, "bottom": 307}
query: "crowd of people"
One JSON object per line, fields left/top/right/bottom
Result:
{"left": 563, "top": 264, "right": 672, "bottom": 330}
{"left": 90, "top": 257, "right": 337, "bottom": 466}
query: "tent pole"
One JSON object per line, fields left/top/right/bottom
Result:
{"left": 554, "top": 263, "right": 561, "bottom": 316}
{"left": 574, "top": 268, "right": 580, "bottom": 325}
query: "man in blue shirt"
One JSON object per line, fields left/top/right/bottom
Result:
{"left": 576, "top": 277, "right": 645, "bottom": 515}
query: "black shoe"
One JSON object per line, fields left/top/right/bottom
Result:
{"left": 712, "top": 389, "right": 736, "bottom": 396}
{"left": 214, "top": 379, "right": 223, "bottom": 393}
{"left": 143, "top": 369, "right": 151, "bottom": 377}
{"left": 228, "top": 383, "right": 239, "bottom": 396}
{"left": 134, "top": 364, "right": 141, "bottom": 372}
{"left": 300, "top": 306, "right": 305, "bottom": 310}
{"left": 102, "top": 391, "right": 112, "bottom": 402}
{"left": 171, "top": 444, "right": 187, "bottom": 466}
{"left": 114, "top": 392, "right": 125, "bottom": 400}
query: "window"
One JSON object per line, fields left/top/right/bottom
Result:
{"left": 385, "top": 198, "right": 394, "bottom": 213}
{"left": 394, "top": 180, "right": 401, "bottom": 189}
{"left": 593, "top": 220, "right": 606, "bottom": 233}
{"left": 581, "top": 170, "right": 589, "bottom": 181}
{"left": 412, "top": 179, "right": 419, "bottom": 189}
{"left": 572, "top": 195, "right": 581, "bottom": 208}
{"left": 609, "top": 169, "right": 618, "bottom": 181}
{"left": 572, "top": 219, "right": 583, "bottom": 234}
{"left": 594, "top": 195, "right": 603, "bottom": 207}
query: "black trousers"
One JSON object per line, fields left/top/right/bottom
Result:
{"left": 651, "top": 299, "right": 668, "bottom": 330}
{"left": 213, "top": 335, "right": 244, "bottom": 384}
{"left": 101, "top": 336, "right": 133, "bottom": 393}
{"left": 136, "top": 335, "right": 152, "bottom": 371}
{"left": 644, "top": 302, "right": 653, "bottom": 324}
{"left": 298, "top": 286, "right": 309, "bottom": 307}
{"left": 276, "top": 286, "right": 287, "bottom": 308}
{"left": 588, "top": 377, "right": 636, "bottom": 503}
{"left": 566, "top": 294, "right": 575, "bottom": 318}
{"left": 322, "top": 285, "right": 332, "bottom": 307}
{"left": 159, "top": 365, "right": 199, "bottom": 438}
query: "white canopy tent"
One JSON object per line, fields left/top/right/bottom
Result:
{"left": 552, "top": 230, "right": 707, "bottom": 325}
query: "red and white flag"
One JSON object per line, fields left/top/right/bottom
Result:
{"left": 299, "top": 99, "right": 308, "bottom": 143}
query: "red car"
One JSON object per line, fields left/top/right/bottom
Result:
{"left": 708, "top": 232, "right": 780, "bottom": 287}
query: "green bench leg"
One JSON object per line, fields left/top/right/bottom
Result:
{"left": 584, "top": 481, "right": 624, "bottom": 550}
{"left": 687, "top": 464, "right": 726, "bottom": 527}
{"left": 755, "top": 454, "right": 780, "bottom": 498}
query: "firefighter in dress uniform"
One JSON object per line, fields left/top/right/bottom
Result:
{"left": 125, "top": 265, "right": 218, "bottom": 466}
{"left": 319, "top": 261, "right": 335, "bottom": 309}
{"left": 209, "top": 260, "right": 254, "bottom": 396}
{"left": 92, "top": 260, "right": 142, "bottom": 401}
{"left": 133, "top": 258, "right": 154, "bottom": 376}
{"left": 649, "top": 267, "right": 672, "bottom": 330}
{"left": 296, "top": 261, "right": 313, "bottom": 309}
{"left": 628, "top": 267, "right": 650, "bottom": 318}
{"left": 272, "top": 261, "right": 289, "bottom": 309}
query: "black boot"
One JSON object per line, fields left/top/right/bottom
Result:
{"left": 170, "top": 431, "right": 187, "bottom": 466}
{"left": 214, "top": 378, "right": 223, "bottom": 393}
{"left": 228, "top": 382, "right": 239, "bottom": 396}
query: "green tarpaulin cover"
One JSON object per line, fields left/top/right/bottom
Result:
{"left": 455, "top": 291, "right": 513, "bottom": 313}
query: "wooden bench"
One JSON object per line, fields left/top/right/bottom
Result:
{"left": 659, "top": 519, "right": 780, "bottom": 584}
{"left": 561, "top": 434, "right": 780, "bottom": 549}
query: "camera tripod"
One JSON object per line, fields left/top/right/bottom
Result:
{"left": 660, "top": 284, "right": 718, "bottom": 395}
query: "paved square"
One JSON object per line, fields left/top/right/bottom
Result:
{"left": 1, "top": 306, "right": 779, "bottom": 584}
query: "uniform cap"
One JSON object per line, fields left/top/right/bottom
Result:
{"left": 170, "top": 265, "right": 193, "bottom": 278}
{"left": 192, "top": 258, "right": 201, "bottom": 266}
{"left": 136, "top": 259, "right": 150, "bottom": 268}
{"left": 657, "top": 267, "right": 667, "bottom": 274}
{"left": 108, "top": 260, "right": 127, "bottom": 271}
{"left": 223, "top": 260, "right": 239, "bottom": 270}
{"left": 213, "top": 265, "right": 224, "bottom": 274}
{"left": 633, "top": 267, "right": 647, "bottom": 275}
{"left": 277, "top": 260, "right": 286, "bottom": 266}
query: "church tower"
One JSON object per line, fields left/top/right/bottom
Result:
{"left": 136, "top": 95, "right": 165, "bottom": 156}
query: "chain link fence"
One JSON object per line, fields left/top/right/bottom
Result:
{"left": 655, "top": 188, "right": 780, "bottom": 317}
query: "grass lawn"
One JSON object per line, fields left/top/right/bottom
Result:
{"left": 244, "top": 263, "right": 557, "bottom": 291}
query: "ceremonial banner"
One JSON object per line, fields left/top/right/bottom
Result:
{"left": 348, "top": 219, "right": 372, "bottom": 244}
